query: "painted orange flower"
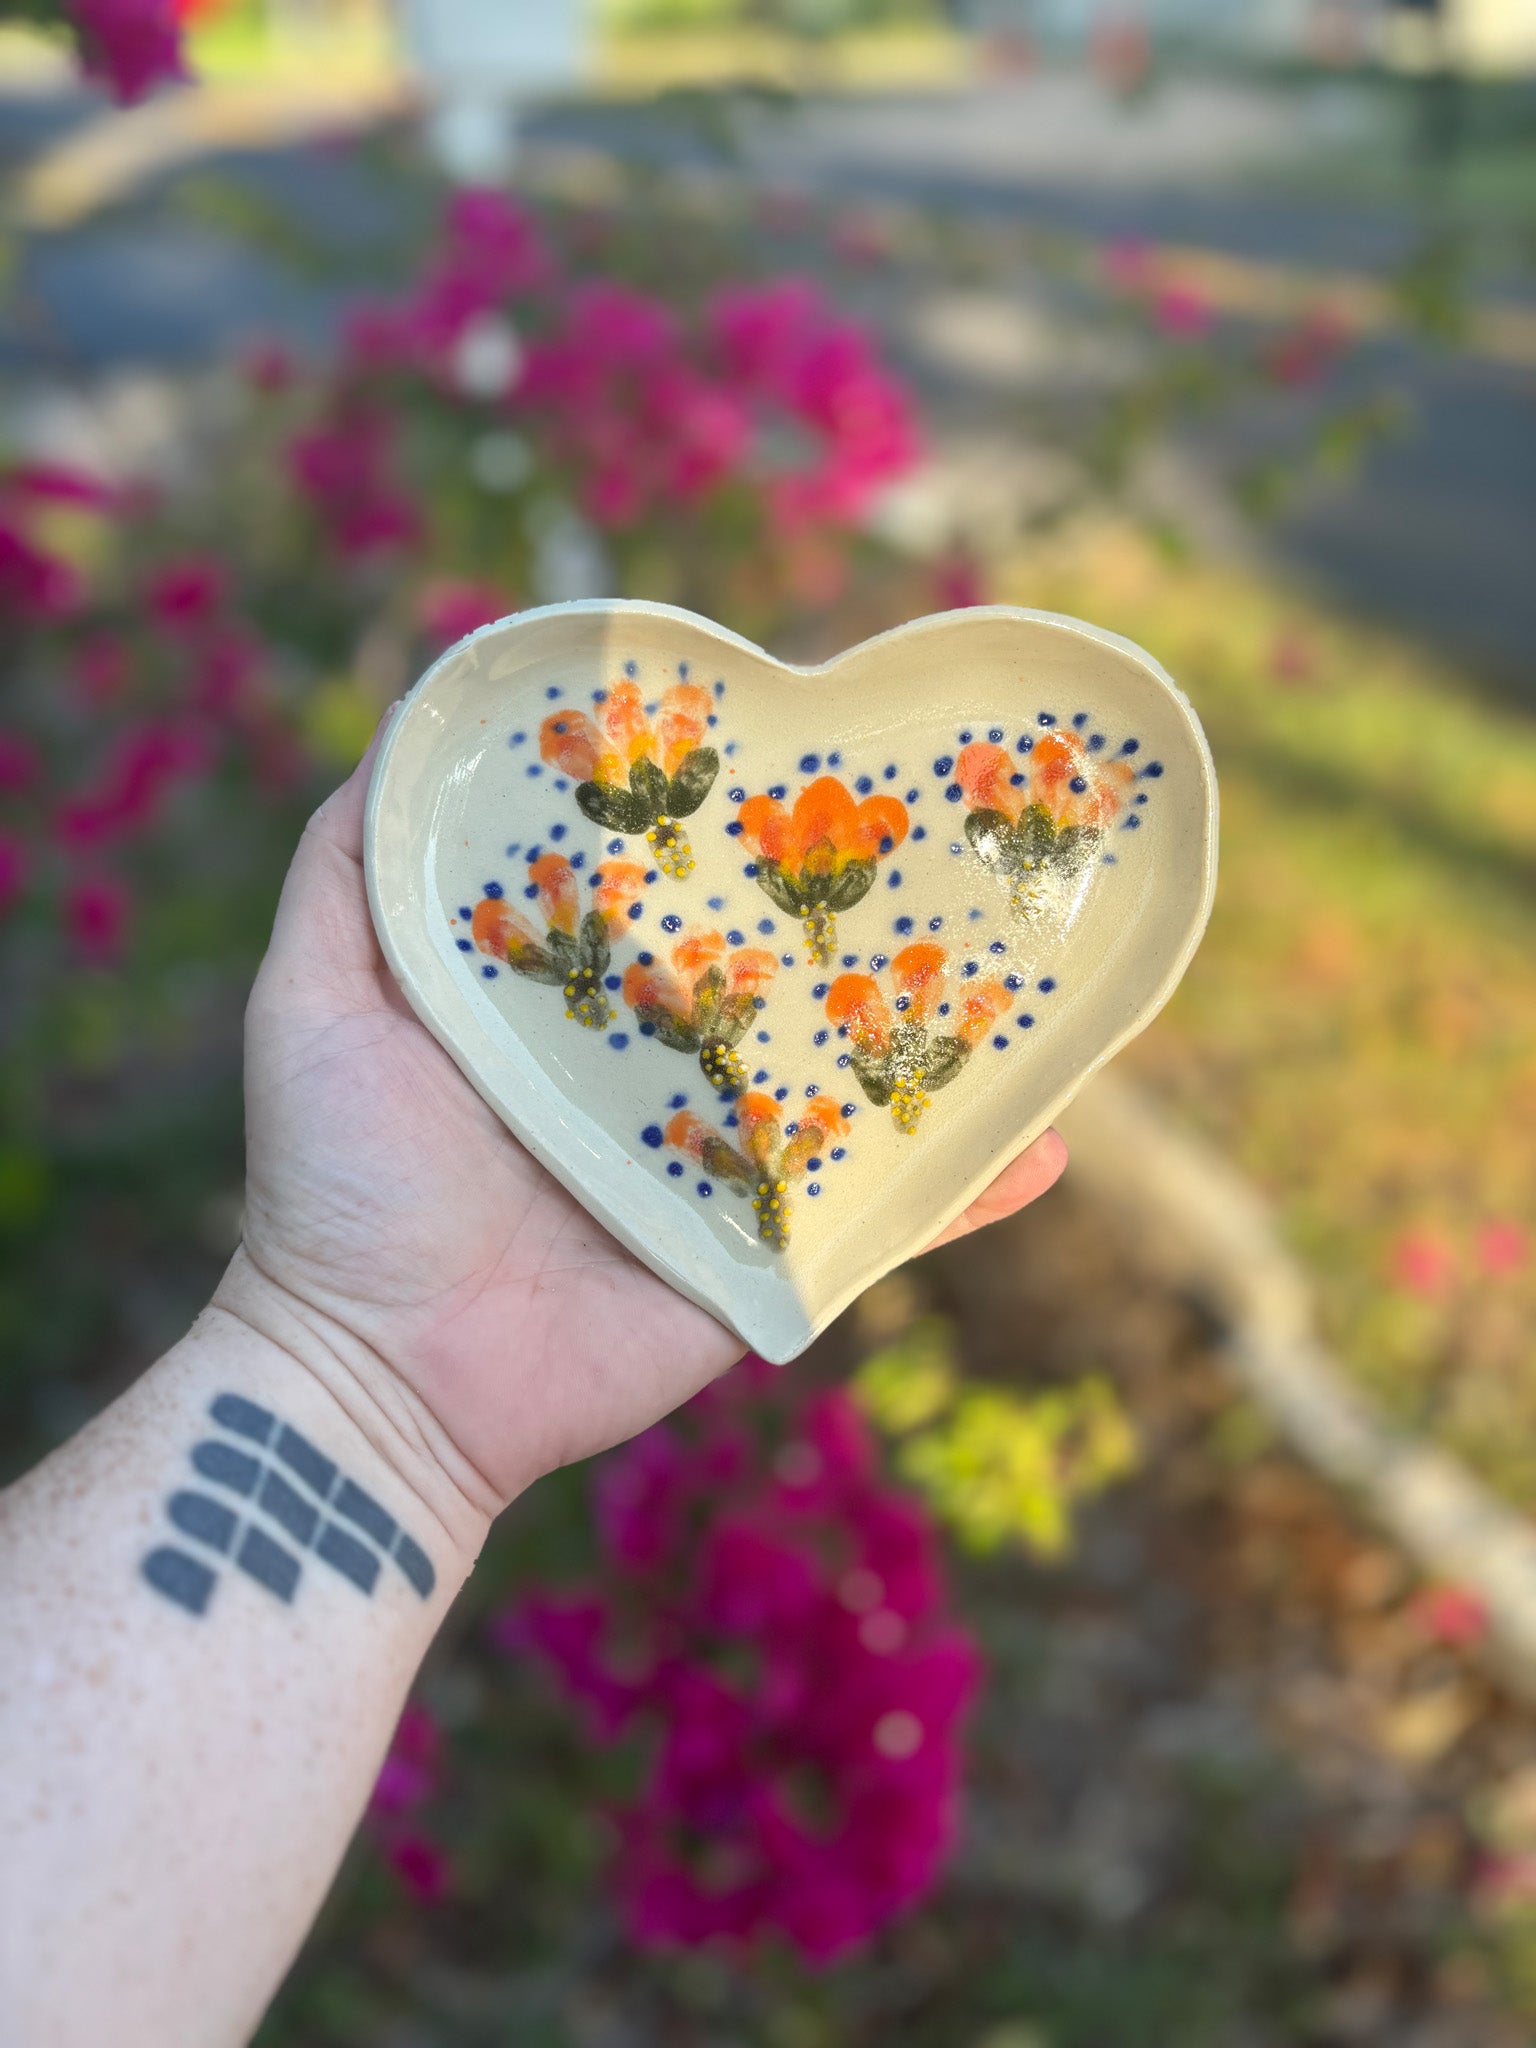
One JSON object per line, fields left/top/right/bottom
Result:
{"left": 666, "top": 1092, "right": 847, "bottom": 1250}
{"left": 737, "top": 774, "right": 908, "bottom": 963}
{"left": 958, "top": 727, "right": 1136, "bottom": 919}
{"left": 539, "top": 678, "right": 718, "bottom": 877}
{"left": 621, "top": 929, "right": 778, "bottom": 1095}
{"left": 467, "top": 852, "right": 641, "bottom": 1029}
{"left": 826, "top": 942, "right": 1010, "bottom": 1133}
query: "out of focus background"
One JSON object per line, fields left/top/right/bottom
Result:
{"left": 2, "top": 0, "right": 1535, "bottom": 2040}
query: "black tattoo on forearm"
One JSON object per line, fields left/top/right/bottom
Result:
{"left": 141, "top": 1394, "right": 436, "bottom": 1617}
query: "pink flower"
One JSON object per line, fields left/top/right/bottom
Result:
{"left": 507, "top": 1360, "right": 980, "bottom": 1964}
{"left": 56, "top": 720, "right": 210, "bottom": 848}
{"left": 4, "top": 462, "right": 117, "bottom": 511}
{"left": 288, "top": 411, "right": 419, "bottom": 557}
{"left": 1390, "top": 1228, "right": 1456, "bottom": 1300}
{"left": 0, "top": 831, "right": 27, "bottom": 917}
{"left": 1413, "top": 1583, "right": 1488, "bottom": 1649}
{"left": 148, "top": 555, "right": 225, "bottom": 631}
{"left": 66, "top": 0, "right": 188, "bottom": 102}
{"left": 1152, "top": 283, "right": 1212, "bottom": 340}
{"left": 64, "top": 874, "right": 131, "bottom": 963}
{"left": 386, "top": 1834, "right": 451, "bottom": 1903}
{"left": 934, "top": 554, "right": 986, "bottom": 609}
{"left": 370, "top": 1702, "right": 440, "bottom": 1819}
{"left": 418, "top": 579, "right": 512, "bottom": 649}
{"left": 0, "top": 520, "right": 80, "bottom": 621}
{"left": 1477, "top": 1220, "right": 1527, "bottom": 1278}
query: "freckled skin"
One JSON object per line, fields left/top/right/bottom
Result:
{"left": 0, "top": 711, "right": 1066, "bottom": 2047}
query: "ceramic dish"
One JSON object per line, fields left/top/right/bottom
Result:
{"left": 365, "top": 600, "right": 1218, "bottom": 1362}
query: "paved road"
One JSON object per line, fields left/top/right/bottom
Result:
{"left": 0, "top": 78, "right": 1531, "bottom": 696}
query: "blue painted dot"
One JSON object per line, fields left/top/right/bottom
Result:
{"left": 726, "top": 820, "right": 744, "bottom": 837}
{"left": 1016, "top": 735, "right": 1033, "bottom": 754}
{"left": 550, "top": 822, "right": 567, "bottom": 842}
{"left": 668, "top": 1092, "right": 688, "bottom": 1109}
{"left": 774, "top": 1086, "right": 789, "bottom": 1102}
{"left": 668, "top": 1161, "right": 684, "bottom": 1177}
{"left": 807, "top": 1155, "right": 822, "bottom": 1170}
{"left": 812, "top": 982, "right": 829, "bottom": 998}
{"left": 637, "top": 950, "right": 654, "bottom": 966}
{"left": 546, "top": 684, "right": 561, "bottom": 699}
{"left": 554, "top": 777, "right": 569, "bottom": 793}
{"left": 1136, "top": 792, "right": 1148, "bottom": 805}
{"left": 527, "top": 845, "right": 542, "bottom": 863}
{"left": 641, "top": 1125, "right": 663, "bottom": 1148}
{"left": 837, "top": 1052, "right": 850, "bottom": 1066}
{"left": 628, "top": 903, "right": 643, "bottom": 920}
{"left": 807, "top": 1183, "right": 821, "bottom": 1198}
{"left": 870, "top": 953, "right": 888, "bottom": 970}
{"left": 828, "top": 751, "right": 841, "bottom": 767}
{"left": 661, "top": 914, "right": 682, "bottom": 933}
{"left": 725, "top": 741, "right": 738, "bottom": 756}
{"left": 570, "top": 851, "right": 586, "bottom": 870}
{"left": 842, "top": 954, "right": 857, "bottom": 967}
{"left": 608, "top": 839, "right": 624, "bottom": 855}
{"left": 1072, "top": 711, "right": 1088, "bottom": 728}
{"left": 913, "top": 825, "right": 927, "bottom": 841}
{"left": 526, "top": 763, "right": 543, "bottom": 777}
{"left": 707, "top": 714, "right": 717, "bottom": 726}
{"left": 769, "top": 785, "right": 786, "bottom": 801}
{"left": 959, "top": 729, "right": 973, "bottom": 744}
{"left": 785, "top": 1121, "right": 799, "bottom": 1137}
{"left": 992, "top": 1034, "right": 1009, "bottom": 1050}
{"left": 989, "top": 939, "right": 1006, "bottom": 954}
{"left": 697, "top": 1181, "right": 712, "bottom": 1197}
{"left": 934, "top": 755, "right": 954, "bottom": 776}
{"left": 638, "top": 1022, "right": 656, "bottom": 1037}
{"left": 963, "top": 961, "right": 979, "bottom": 977}
{"left": 928, "top": 915, "right": 944, "bottom": 931}
{"left": 510, "top": 731, "right": 526, "bottom": 746}
{"left": 1088, "top": 733, "right": 1106, "bottom": 751}
{"left": 1005, "top": 973, "right": 1023, "bottom": 990}
{"left": 1018, "top": 1013, "right": 1035, "bottom": 1028}
{"left": 610, "top": 1032, "right": 629, "bottom": 1049}
{"left": 814, "top": 1029, "right": 829, "bottom": 1045}
{"left": 1104, "top": 853, "right": 1118, "bottom": 865}
{"left": 756, "top": 1030, "right": 770, "bottom": 1043}
{"left": 1123, "top": 814, "right": 1142, "bottom": 829}
{"left": 593, "top": 689, "right": 607, "bottom": 704}
{"left": 624, "top": 660, "right": 638, "bottom": 677}
{"left": 895, "top": 994, "right": 910, "bottom": 1013}
{"left": 1121, "top": 738, "right": 1140, "bottom": 755}
{"left": 727, "top": 929, "right": 746, "bottom": 946}
{"left": 879, "top": 835, "right": 895, "bottom": 855}
{"left": 884, "top": 764, "right": 897, "bottom": 780}
{"left": 752, "top": 994, "right": 767, "bottom": 1010}
{"left": 727, "top": 787, "right": 747, "bottom": 806}
{"left": 456, "top": 938, "right": 472, "bottom": 952}
{"left": 1069, "top": 776, "right": 1087, "bottom": 793}
{"left": 894, "top": 916, "right": 913, "bottom": 935}
{"left": 831, "top": 1146, "right": 846, "bottom": 1161}
{"left": 714, "top": 679, "right": 726, "bottom": 698}
{"left": 481, "top": 964, "right": 498, "bottom": 979}
{"left": 708, "top": 895, "right": 725, "bottom": 910}
{"left": 842, "top": 1103, "right": 857, "bottom": 1118}
{"left": 905, "top": 788, "right": 919, "bottom": 804}
{"left": 753, "top": 1069, "right": 768, "bottom": 1083}
{"left": 938, "top": 1001, "right": 951, "bottom": 1016}
{"left": 523, "top": 883, "right": 539, "bottom": 900}
{"left": 945, "top": 784, "right": 962, "bottom": 802}
{"left": 604, "top": 974, "right": 620, "bottom": 990}
{"left": 800, "top": 753, "right": 821, "bottom": 773}
{"left": 968, "top": 907, "right": 982, "bottom": 919}
{"left": 1142, "top": 761, "right": 1163, "bottom": 778}
{"left": 951, "top": 844, "right": 964, "bottom": 856}
{"left": 457, "top": 904, "right": 474, "bottom": 921}
{"left": 757, "top": 918, "right": 775, "bottom": 935}
{"left": 1009, "top": 772, "right": 1026, "bottom": 788}
{"left": 1039, "top": 977, "right": 1056, "bottom": 992}
{"left": 781, "top": 953, "right": 795, "bottom": 967}
{"left": 856, "top": 775, "right": 873, "bottom": 795}
{"left": 679, "top": 661, "right": 690, "bottom": 679}
{"left": 887, "top": 869, "right": 902, "bottom": 887}
{"left": 988, "top": 727, "right": 1004, "bottom": 743}
{"left": 483, "top": 880, "right": 504, "bottom": 899}
{"left": 1038, "top": 712, "right": 1056, "bottom": 727}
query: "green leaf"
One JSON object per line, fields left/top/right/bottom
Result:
{"left": 753, "top": 860, "right": 804, "bottom": 916}
{"left": 668, "top": 746, "right": 718, "bottom": 819}
{"left": 576, "top": 780, "right": 649, "bottom": 834}
{"left": 505, "top": 946, "right": 563, "bottom": 986}
{"left": 848, "top": 1044, "right": 892, "bottom": 1106}
{"left": 630, "top": 755, "right": 670, "bottom": 820}
{"left": 924, "top": 1036, "right": 971, "bottom": 1092}
{"left": 634, "top": 1006, "right": 700, "bottom": 1054}
{"left": 715, "top": 991, "right": 759, "bottom": 1045}
{"left": 691, "top": 964, "right": 725, "bottom": 1039}
{"left": 700, "top": 1134, "right": 754, "bottom": 1189}
{"left": 547, "top": 927, "right": 578, "bottom": 972}
{"left": 965, "top": 808, "right": 1013, "bottom": 868}
{"left": 577, "top": 911, "right": 610, "bottom": 977}
{"left": 826, "top": 859, "right": 875, "bottom": 912}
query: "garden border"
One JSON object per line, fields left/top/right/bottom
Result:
{"left": 1059, "top": 1070, "right": 1536, "bottom": 1703}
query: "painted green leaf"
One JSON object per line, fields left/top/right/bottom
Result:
{"left": 691, "top": 963, "right": 725, "bottom": 1039}
{"left": 715, "top": 991, "right": 759, "bottom": 1046}
{"left": 700, "top": 1133, "right": 754, "bottom": 1189}
{"left": 505, "top": 945, "right": 563, "bottom": 986}
{"left": 753, "top": 860, "right": 804, "bottom": 916}
{"left": 964, "top": 807, "right": 1012, "bottom": 867}
{"left": 630, "top": 755, "right": 670, "bottom": 819}
{"left": 848, "top": 1043, "right": 892, "bottom": 1106}
{"left": 668, "top": 746, "right": 718, "bottom": 819}
{"left": 634, "top": 1005, "right": 700, "bottom": 1053}
{"left": 576, "top": 911, "right": 610, "bottom": 976}
{"left": 576, "top": 780, "right": 649, "bottom": 834}
{"left": 924, "top": 1036, "right": 971, "bottom": 1092}
{"left": 826, "top": 858, "right": 875, "bottom": 912}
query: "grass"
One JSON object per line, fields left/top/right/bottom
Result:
{"left": 1002, "top": 526, "right": 1536, "bottom": 1501}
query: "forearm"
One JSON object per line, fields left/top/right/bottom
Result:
{"left": 0, "top": 1270, "right": 491, "bottom": 2048}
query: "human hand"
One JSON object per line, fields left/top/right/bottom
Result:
{"left": 221, "top": 714, "right": 1068, "bottom": 1538}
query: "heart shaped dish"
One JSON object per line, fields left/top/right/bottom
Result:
{"left": 365, "top": 601, "right": 1217, "bottom": 1362}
